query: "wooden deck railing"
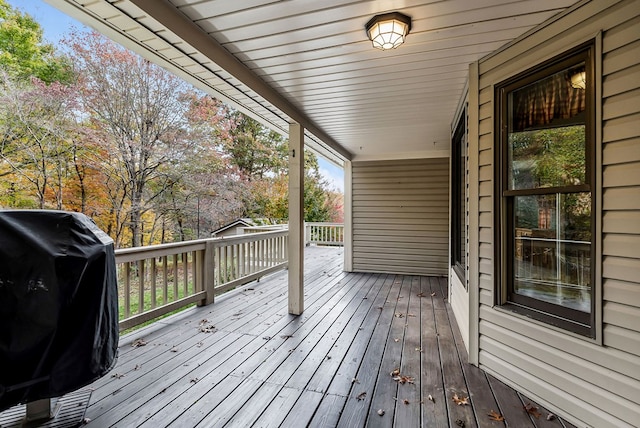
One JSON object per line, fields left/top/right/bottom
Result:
{"left": 114, "top": 229, "right": 288, "bottom": 331}
{"left": 241, "top": 222, "right": 344, "bottom": 246}
{"left": 305, "top": 222, "right": 344, "bottom": 246}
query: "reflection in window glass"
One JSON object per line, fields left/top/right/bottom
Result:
{"left": 507, "top": 63, "right": 586, "bottom": 190}
{"left": 513, "top": 193, "right": 591, "bottom": 312}
{"left": 508, "top": 126, "right": 586, "bottom": 190}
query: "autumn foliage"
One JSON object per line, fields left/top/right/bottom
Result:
{"left": 0, "top": 11, "right": 343, "bottom": 248}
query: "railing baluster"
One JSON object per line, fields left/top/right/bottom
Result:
{"left": 138, "top": 259, "right": 145, "bottom": 314}
{"left": 124, "top": 262, "right": 131, "bottom": 319}
{"left": 162, "top": 255, "right": 168, "bottom": 305}
{"left": 151, "top": 257, "right": 157, "bottom": 309}
{"left": 183, "top": 252, "right": 188, "bottom": 298}
{"left": 172, "top": 254, "right": 178, "bottom": 301}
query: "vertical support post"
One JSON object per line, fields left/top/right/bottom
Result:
{"left": 288, "top": 122, "right": 304, "bottom": 315}
{"left": 467, "top": 61, "right": 480, "bottom": 366}
{"left": 343, "top": 160, "right": 354, "bottom": 272}
{"left": 305, "top": 222, "right": 311, "bottom": 246}
{"left": 200, "top": 240, "right": 215, "bottom": 305}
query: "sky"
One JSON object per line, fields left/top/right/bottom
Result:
{"left": 6, "top": 0, "right": 345, "bottom": 192}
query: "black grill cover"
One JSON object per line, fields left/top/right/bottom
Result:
{"left": 0, "top": 210, "right": 118, "bottom": 411}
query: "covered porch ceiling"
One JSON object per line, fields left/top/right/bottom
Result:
{"left": 47, "top": 0, "right": 581, "bottom": 164}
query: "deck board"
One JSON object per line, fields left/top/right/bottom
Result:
{"left": 51, "top": 246, "right": 574, "bottom": 427}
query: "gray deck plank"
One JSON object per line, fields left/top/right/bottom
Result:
{"left": 392, "top": 276, "right": 422, "bottom": 427}
{"left": 350, "top": 275, "right": 414, "bottom": 428}
{"left": 434, "top": 281, "right": 477, "bottom": 428}
{"left": 279, "top": 389, "right": 324, "bottom": 427}
{"left": 246, "top": 385, "right": 302, "bottom": 428}
{"left": 61, "top": 247, "right": 572, "bottom": 428}
{"left": 446, "top": 301, "right": 504, "bottom": 428}
{"left": 303, "top": 273, "right": 393, "bottom": 394}
{"left": 487, "top": 373, "right": 535, "bottom": 427}
{"left": 420, "top": 276, "right": 449, "bottom": 428}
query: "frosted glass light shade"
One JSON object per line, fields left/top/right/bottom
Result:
{"left": 366, "top": 12, "right": 411, "bottom": 50}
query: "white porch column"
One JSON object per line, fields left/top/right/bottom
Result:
{"left": 343, "top": 160, "right": 353, "bottom": 272}
{"left": 288, "top": 122, "right": 304, "bottom": 315}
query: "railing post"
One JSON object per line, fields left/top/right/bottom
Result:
{"left": 305, "top": 222, "right": 311, "bottom": 246}
{"left": 200, "top": 240, "right": 215, "bottom": 306}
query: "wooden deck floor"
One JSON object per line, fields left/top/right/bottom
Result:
{"left": 80, "top": 246, "right": 575, "bottom": 428}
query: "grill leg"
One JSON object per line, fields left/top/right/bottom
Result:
{"left": 24, "top": 398, "right": 60, "bottom": 424}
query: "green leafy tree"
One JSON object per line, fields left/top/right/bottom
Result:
{"left": 223, "top": 112, "right": 287, "bottom": 180}
{"left": 0, "top": 0, "right": 73, "bottom": 83}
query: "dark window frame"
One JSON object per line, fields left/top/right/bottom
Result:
{"left": 451, "top": 108, "right": 467, "bottom": 283}
{"left": 494, "top": 41, "right": 596, "bottom": 337}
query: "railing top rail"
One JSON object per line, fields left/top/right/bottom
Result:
{"left": 115, "top": 239, "right": 208, "bottom": 263}
{"left": 306, "top": 222, "right": 344, "bottom": 227}
{"left": 214, "top": 229, "right": 288, "bottom": 247}
{"left": 115, "top": 229, "right": 289, "bottom": 263}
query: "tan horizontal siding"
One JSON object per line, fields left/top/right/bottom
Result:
{"left": 472, "top": 1, "right": 640, "bottom": 426}
{"left": 352, "top": 158, "right": 448, "bottom": 276}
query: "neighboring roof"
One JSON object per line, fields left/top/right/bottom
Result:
{"left": 47, "top": 0, "right": 582, "bottom": 164}
{"left": 211, "top": 218, "right": 256, "bottom": 235}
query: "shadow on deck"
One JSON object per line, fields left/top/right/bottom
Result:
{"left": 68, "top": 247, "right": 573, "bottom": 427}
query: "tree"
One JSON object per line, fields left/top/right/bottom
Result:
{"left": 222, "top": 112, "right": 287, "bottom": 180}
{"left": 66, "top": 31, "right": 198, "bottom": 247}
{"left": 0, "top": 0, "right": 73, "bottom": 83}
{"left": 0, "top": 73, "right": 79, "bottom": 208}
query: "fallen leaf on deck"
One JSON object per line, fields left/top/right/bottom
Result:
{"left": 190, "top": 378, "right": 199, "bottom": 383}
{"left": 417, "top": 293, "right": 425, "bottom": 297}
{"left": 431, "top": 292, "right": 437, "bottom": 297}
{"left": 546, "top": 413, "right": 556, "bottom": 421}
{"left": 415, "top": 347, "right": 422, "bottom": 352}
{"left": 377, "top": 409, "right": 385, "bottom": 416}
{"left": 392, "top": 375, "right": 415, "bottom": 385}
{"left": 394, "top": 338, "right": 400, "bottom": 342}
{"left": 394, "top": 313, "right": 405, "bottom": 318}
{"left": 428, "top": 394, "right": 434, "bottom": 402}
{"left": 170, "top": 347, "right": 178, "bottom": 353}
{"left": 134, "top": 365, "right": 140, "bottom": 371}
{"left": 488, "top": 410, "right": 504, "bottom": 421}
{"left": 524, "top": 403, "right": 541, "bottom": 419}
{"left": 356, "top": 392, "right": 367, "bottom": 401}
{"left": 390, "top": 368, "right": 400, "bottom": 377}
{"left": 351, "top": 378, "right": 359, "bottom": 384}
{"left": 280, "top": 334, "right": 293, "bottom": 340}
{"left": 111, "top": 373, "right": 124, "bottom": 379}
{"left": 408, "top": 313, "right": 416, "bottom": 317}
{"left": 131, "top": 338, "right": 147, "bottom": 347}
{"left": 199, "top": 321, "right": 216, "bottom": 333}
{"left": 402, "top": 399, "right": 410, "bottom": 405}
{"left": 196, "top": 342, "right": 203, "bottom": 348}
{"left": 452, "top": 393, "right": 469, "bottom": 405}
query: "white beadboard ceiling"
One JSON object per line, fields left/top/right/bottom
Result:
{"left": 46, "top": 0, "right": 581, "bottom": 164}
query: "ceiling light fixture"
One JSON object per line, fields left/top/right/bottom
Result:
{"left": 365, "top": 12, "right": 411, "bottom": 50}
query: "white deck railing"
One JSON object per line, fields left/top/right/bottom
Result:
{"left": 241, "top": 222, "right": 345, "bottom": 246}
{"left": 305, "top": 222, "right": 344, "bottom": 246}
{"left": 115, "top": 229, "right": 288, "bottom": 331}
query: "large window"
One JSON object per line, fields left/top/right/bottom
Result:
{"left": 451, "top": 110, "right": 467, "bottom": 283}
{"left": 495, "top": 43, "right": 595, "bottom": 336}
